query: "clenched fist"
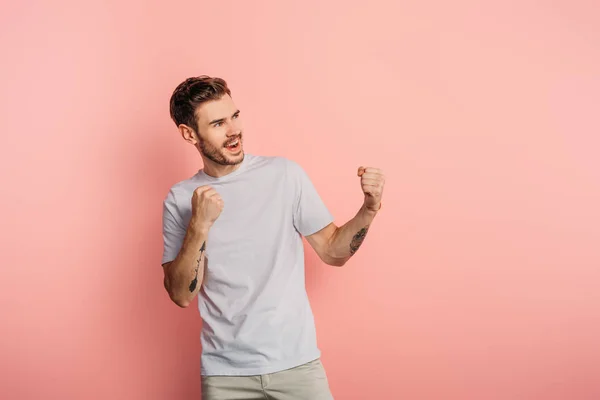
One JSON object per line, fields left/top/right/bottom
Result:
{"left": 191, "top": 186, "right": 224, "bottom": 230}
{"left": 357, "top": 167, "right": 385, "bottom": 212}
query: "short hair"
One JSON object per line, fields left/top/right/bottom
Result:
{"left": 169, "top": 75, "right": 231, "bottom": 133}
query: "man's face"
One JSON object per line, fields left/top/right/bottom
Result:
{"left": 194, "top": 94, "right": 244, "bottom": 166}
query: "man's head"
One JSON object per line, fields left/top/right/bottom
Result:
{"left": 169, "top": 76, "right": 244, "bottom": 171}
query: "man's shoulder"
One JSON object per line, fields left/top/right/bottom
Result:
{"left": 163, "top": 172, "right": 202, "bottom": 205}
{"left": 257, "top": 154, "right": 305, "bottom": 168}
{"left": 247, "top": 154, "right": 299, "bottom": 174}
{"left": 261, "top": 156, "right": 311, "bottom": 183}
{"left": 249, "top": 153, "right": 288, "bottom": 165}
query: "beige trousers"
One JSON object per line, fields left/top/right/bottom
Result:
{"left": 201, "top": 358, "right": 334, "bottom": 400}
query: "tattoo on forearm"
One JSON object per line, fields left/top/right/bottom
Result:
{"left": 189, "top": 241, "right": 206, "bottom": 292}
{"left": 350, "top": 226, "right": 369, "bottom": 255}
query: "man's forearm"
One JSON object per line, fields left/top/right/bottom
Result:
{"left": 164, "top": 219, "right": 209, "bottom": 307}
{"left": 327, "top": 204, "right": 379, "bottom": 265}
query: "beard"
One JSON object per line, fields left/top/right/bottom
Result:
{"left": 198, "top": 134, "right": 244, "bottom": 166}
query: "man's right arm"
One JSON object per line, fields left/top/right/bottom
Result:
{"left": 162, "top": 186, "right": 223, "bottom": 308}
{"left": 162, "top": 219, "right": 210, "bottom": 308}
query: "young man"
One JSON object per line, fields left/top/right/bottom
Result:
{"left": 162, "top": 76, "right": 385, "bottom": 400}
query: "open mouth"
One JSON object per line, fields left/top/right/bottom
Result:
{"left": 224, "top": 138, "right": 241, "bottom": 153}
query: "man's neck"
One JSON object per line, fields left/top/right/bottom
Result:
{"left": 201, "top": 156, "right": 243, "bottom": 178}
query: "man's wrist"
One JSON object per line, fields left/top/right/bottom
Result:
{"left": 367, "top": 201, "right": 382, "bottom": 211}
{"left": 362, "top": 202, "right": 381, "bottom": 217}
{"left": 189, "top": 216, "right": 211, "bottom": 236}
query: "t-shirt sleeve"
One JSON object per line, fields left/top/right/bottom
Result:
{"left": 161, "top": 189, "right": 186, "bottom": 265}
{"left": 288, "top": 159, "right": 335, "bottom": 236}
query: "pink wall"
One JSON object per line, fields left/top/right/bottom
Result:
{"left": 2, "top": 1, "right": 599, "bottom": 399}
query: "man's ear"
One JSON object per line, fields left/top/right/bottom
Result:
{"left": 178, "top": 124, "right": 198, "bottom": 145}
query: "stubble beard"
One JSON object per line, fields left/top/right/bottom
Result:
{"left": 198, "top": 135, "right": 244, "bottom": 166}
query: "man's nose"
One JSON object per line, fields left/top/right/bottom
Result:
{"left": 226, "top": 125, "right": 241, "bottom": 136}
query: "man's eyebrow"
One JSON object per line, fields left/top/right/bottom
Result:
{"left": 209, "top": 110, "right": 240, "bottom": 125}
{"left": 209, "top": 117, "right": 225, "bottom": 125}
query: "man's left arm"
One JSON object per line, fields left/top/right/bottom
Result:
{"left": 306, "top": 166, "right": 385, "bottom": 266}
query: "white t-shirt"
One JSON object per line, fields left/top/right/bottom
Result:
{"left": 161, "top": 154, "right": 334, "bottom": 376}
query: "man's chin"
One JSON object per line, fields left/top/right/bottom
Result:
{"left": 221, "top": 149, "right": 244, "bottom": 165}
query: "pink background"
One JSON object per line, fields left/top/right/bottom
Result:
{"left": 2, "top": 0, "right": 599, "bottom": 399}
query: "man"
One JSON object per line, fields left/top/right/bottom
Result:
{"left": 162, "top": 75, "right": 385, "bottom": 400}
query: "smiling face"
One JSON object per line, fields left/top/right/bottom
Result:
{"left": 193, "top": 94, "right": 244, "bottom": 168}
{"left": 169, "top": 76, "right": 245, "bottom": 177}
{"left": 176, "top": 93, "right": 245, "bottom": 177}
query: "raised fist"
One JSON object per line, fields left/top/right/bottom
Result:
{"left": 191, "top": 186, "right": 224, "bottom": 230}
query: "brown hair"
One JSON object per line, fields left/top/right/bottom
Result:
{"left": 169, "top": 75, "right": 231, "bottom": 133}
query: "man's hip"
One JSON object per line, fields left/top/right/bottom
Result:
{"left": 201, "top": 358, "right": 334, "bottom": 400}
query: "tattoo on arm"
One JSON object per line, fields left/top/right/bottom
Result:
{"left": 350, "top": 226, "right": 369, "bottom": 255}
{"left": 189, "top": 241, "right": 206, "bottom": 293}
